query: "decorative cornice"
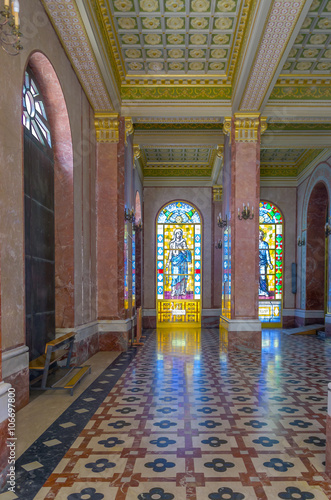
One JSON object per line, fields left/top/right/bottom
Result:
{"left": 269, "top": 85, "right": 331, "bottom": 101}
{"left": 134, "top": 123, "right": 224, "bottom": 131}
{"left": 212, "top": 185, "right": 223, "bottom": 202}
{"left": 234, "top": 113, "right": 260, "bottom": 142}
{"left": 125, "top": 117, "right": 134, "bottom": 144}
{"left": 94, "top": 113, "right": 119, "bottom": 143}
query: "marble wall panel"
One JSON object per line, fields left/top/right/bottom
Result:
{"left": 99, "top": 332, "right": 129, "bottom": 352}
{"left": 4, "top": 368, "right": 29, "bottom": 412}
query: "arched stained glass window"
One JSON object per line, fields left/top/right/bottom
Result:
{"left": 23, "top": 69, "right": 52, "bottom": 148}
{"left": 259, "top": 201, "right": 283, "bottom": 325}
{"left": 156, "top": 201, "right": 201, "bottom": 326}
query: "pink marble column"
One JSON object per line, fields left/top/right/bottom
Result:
{"left": 326, "top": 384, "right": 331, "bottom": 477}
{"left": 97, "top": 118, "right": 127, "bottom": 351}
{"left": 220, "top": 115, "right": 262, "bottom": 350}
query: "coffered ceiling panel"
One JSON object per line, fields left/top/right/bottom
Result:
{"left": 281, "top": 0, "right": 331, "bottom": 74}
{"left": 140, "top": 145, "right": 218, "bottom": 176}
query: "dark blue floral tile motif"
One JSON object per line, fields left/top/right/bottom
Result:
{"left": 132, "top": 380, "right": 145, "bottom": 385}
{"left": 197, "top": 387, "right": 211, "bottom": 393}
{"left": 286, "top": 380, "right": 300, "bottom": 384}
{"left": 208, "top": 486, "right": 245, "bottom": 500}
{"left": 116, "top": 407, "right": 136, "bottom": 414}
{"left": 85, "top": 459, "right": 116, "bottom": 473}
{"left": 138, "top": 487, "right": 175, "bottom": 500}
{"left": 224, "top": 379, "right": 239, "bottom": 384}
{"left": 278, "top": 407, "right": 299, "bottom": 414}
{"left": 197, "top": 407, "right": 217, "bottom": 414}
{"left": 108, "top": 420, "right": 131, "bottom": 429}
{"left": 196, "top": 396, "right": 214, "bottom": 402}
{"left": 231, "top": 387, "right": 244, "bottom": 392}
{"left": 269, "top": 396, "right": 287, "bottom": 402}
{"left": 318, "top": 406, "right": 327, "bottom": 412}
{"left": 195, "top": 379, "right": 208, "bottom": 384}
{"left": 98, "top": 436, "right": 124, "bottom": 448}
{"left": 162, "top": 388, "right": 176, "bottom": 393}
{"left": 136, "top": 373, "right": 149, "bottom": 377}
{"left": 201, "top": 437, "right": 228, "bottom": 448}
{"left": 128, "top": 388, "right": 144, "bottom": 393}
{"left": 144, "top": 458, "right": 175, "bottom": 473}
{"left": 238, "top": 407, "right": 258, "bottom": 414}
{"left": 204, "top": 458, "right": 235, "bottom": 473}
{"left": 295, "top": 387, "right": 311, "bottom": 392}
{"left": 233, "top": 396, "right": 250, "bottom": 402}
{"left": 303, "top": 436, "right": 326, "bottom": 447}
{"left": 278, "top": 486, "right": 315, "bottom": 499}
{"left": 306, "top": 396, "right": 323, "bottom": 402}
{"left": 122, "top": 396, "right": 140, "bottom": 402}
{"left": 199, "top": 420, "right": 222, "bottom": 429}
{"left": 150, "top": 437, "right": 176, "bottom": 448}
{"left": 244, "top": 420, "right": 267, "bottom": 429}
{"left": 289, "top": 420, "right": 313, "bottom": 429}
{"left": 263, "top": 458, "right": 294, "bottom": 472}
{"left": 159, "top": 397, "right": 177, "bottom": 402}
{"left": 67, "top": 488, "right": 104, "bottom": 500}
{"left": 153, "top": 420, "right": 177, "bottom": 429}
{"left": 263, "top": 387, "right": 278, "bottom": 392}
{"left": 316, "top": 379, "right": 329, "bottom": 384}
{"left": 253, "top": 436, "right": 279, "bottom": 447}
{"left": 156, "top": 407, "right": 177, "bottom": 415}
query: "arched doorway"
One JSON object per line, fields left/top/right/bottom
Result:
{"left": 306, "top": 182, "right": 328, "bottom": 315}
{"left": 259, "top": 201, "right": 284, "bottom": 326}
{"left": 23, "top": 66, "right": 54, "bottom": 359}
{"left": 156, "top": 201, "right": 201, "bottom": 327}
{"left": 23, "top": 53, "right": 74, "bottom": 359}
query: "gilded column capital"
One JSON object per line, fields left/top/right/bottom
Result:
{"left": 125, "top": 117, "right": 134, "bottom": 144}
{"left": 234, "top": 113, "right": 261, "bottom": 143}
{"left": 94, "top": 113, "right": 119, "bottom": 143}
{"left": 223, "top": 118, "right": 232, "bottom": 142}
{"left": 133, "top": 144, "right": 141, "bottom": 160}
{"left": 212, "top": 185, "right": 223, "bottom": 202}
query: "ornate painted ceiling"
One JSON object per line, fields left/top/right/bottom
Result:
{"left": 41, "top": 0, "right": 331, "bottom": 183}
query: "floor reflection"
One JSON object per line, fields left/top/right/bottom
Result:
{"left": 157, "top": 327, "right": 201, "bottom": 357}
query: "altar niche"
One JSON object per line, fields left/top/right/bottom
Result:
{"left": 156, "top": 201, "right": 202, "bottom": 327}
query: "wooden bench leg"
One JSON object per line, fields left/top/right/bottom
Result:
{"left": 41, "top": 348, "right": 53, "bottom": 390}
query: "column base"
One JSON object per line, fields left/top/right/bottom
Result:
{"left": 98, "top": 320, "right": 132, "bottom": 351}
{"left": 326, "top": 391, "right": 331, "bottom": 478}
{"left": 220, "top": 317, "right": 262, "bottom": 350}
{"left": 0, "top": 382, "right": 11, "bottom": 488}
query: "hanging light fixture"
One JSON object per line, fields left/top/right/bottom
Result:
{"left": 0, "top": 0, "right": 23, "bottom": 55}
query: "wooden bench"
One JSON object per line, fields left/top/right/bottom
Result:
{"left": 29, "top": 332, "right": 91, "bottom": 395}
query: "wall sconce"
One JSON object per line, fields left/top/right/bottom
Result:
{"left": 134, "top": 220, "right": 143, "bottom": 232}
{"left": 217, "top": 212, "right": 227, "bottom": 228}
{"left": 325, "top": 217, "right": 331, "bottom": 237}
{"left": 0, "top": 0, "right": 23, "bottom": 55}
{"left": 297, "top": 237, "right": 305, "bottom": 247}
{"left": 124, "top": 207, "right": 135, "bottom": 223}
{"left": 238, "top": 203, "right": 254, "bottom": 220}
{"left": 215, "top": 240, "right": 222, "bottom": 249}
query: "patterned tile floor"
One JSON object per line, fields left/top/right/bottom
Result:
{"left": 4, "top": 327, "right": 331, "bottom": 499}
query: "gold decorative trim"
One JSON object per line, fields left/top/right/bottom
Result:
{"left": 133, "top": 144, "right": 141, "bottom": 160}
{"left": 125, "top": 117, "right": 134, "bottom": 144}
{"left": 223, "top": 118, "right": 232, "bottom": 142}
{"left": 216, "top": 146, "right": 224, "bottom": 161}
{"left": 212, "top": 185, "right": 223, "bottom": 202}
{"left": 234, "top": 113, "right": 260, "bottom": 142}
{"left": 95, "top": 113, "right": 119, "bottom": 143}
{"left": 260, "top": 117, "right": 268, "bottom": 135}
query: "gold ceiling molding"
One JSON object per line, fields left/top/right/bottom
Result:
{"left": 91, "top": 0, "right": 125, "bottom": 85}
{"left": 239, "top": 0, "right": 306, "bottom": 111}
{"left": 125, "top": 117, "right": 134, "bottom": 144}
{"left": 42, "top": 0, "right": 113, "bottom": 112}
{"left": 95, "top": 113, "right": 119, "bottom": 142}
{"left": 212, "top": 185, "right": 223, "bottom": 202}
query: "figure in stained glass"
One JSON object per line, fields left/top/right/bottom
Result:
{"left": 259, "top": 229, "right": 273, "bottom": 297}
{"left": 166, "top": 228, "right": 192, "bottom": 297}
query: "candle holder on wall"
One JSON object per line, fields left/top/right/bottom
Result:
{"left": 215, "top": 240, "right": 222, "bottom": 249}
{"left": 297, "top": 237, "right": 305, "bottom": 246}
{"left": 217, "top": 213, "right": 227, "bottom": 228}
{"left": 238, "top": 204, "right": 254, "bottom": 220}
{"left": 325, "top": 217, "right": 331, "bottom": 237}
{"left": 134, "top": 220, "right": 143, "bottom": 232}
{"left": 0, "top": 0, "right": 23, "bottom": 55}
